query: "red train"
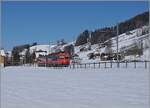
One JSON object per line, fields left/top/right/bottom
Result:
{"left": 37, "top": 52, "right": 70, "bottom": 67}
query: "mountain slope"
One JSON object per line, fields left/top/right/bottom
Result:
{"left": 75, "top": 11, "right": 149, "bottom": 46}
{"left": 74, "top": 25, "right": 149, "bottom": 63}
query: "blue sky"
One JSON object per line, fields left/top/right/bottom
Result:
{"left": 2, "top": 1, "right": 149, "bottom": 50}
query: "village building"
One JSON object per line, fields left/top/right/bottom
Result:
{"left": 0, "top": 49, "right": 6, "bottom": 67}
{"left": 30, "top": 44, "right": 50, "bottom": 58}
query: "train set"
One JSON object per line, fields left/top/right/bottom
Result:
{"left": 37, "top": 52, "right": 70, "bottom": 67}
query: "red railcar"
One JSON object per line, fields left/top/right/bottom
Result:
{"left": 37, "top": 52, "right": 70, "bottom": 67}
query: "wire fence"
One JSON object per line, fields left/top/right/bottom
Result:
{"left": 69, "top": 61, "right": 150, "bottom": 69}
{"left": 4, "top": 61, "right": 150, "bottom": 69}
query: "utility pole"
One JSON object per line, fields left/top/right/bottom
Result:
{"left": 88, "top": 31, "right": 92, "bottom": 50}
{"left": 49, "top": 42, "right": 50, "bottom": 54}
{"left": 49, "top": 41, "right": 52, "bottom": 54}
{"left": 116, "top": 23, "right": 119, "bottom": 62}
{"left": 88, "top": 31, "right": 91, "bottom": 44}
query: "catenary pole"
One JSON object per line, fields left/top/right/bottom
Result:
{"left": 116, "top": 23, "right": 119, "bottom": 62}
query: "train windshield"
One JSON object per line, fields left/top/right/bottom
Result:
{"left": 59, "top": 56, "right": 65, "bottom": 59}
{"left": 48, "top": 55, "right": 58, "bottom": 60}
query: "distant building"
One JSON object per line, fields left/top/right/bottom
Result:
{"left": 5, "top": 51, "right": 12, "bottom": 66}
{"left": 12, "top": 44, "right": 30, "bottom": 64}
{"left": 0, "top": 49, "right": 6, "bottom": 67}
{"left": 30, "top": 44, "right": 50, "bottom": 58}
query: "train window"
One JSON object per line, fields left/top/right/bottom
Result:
{"left": 48, "top": 55, "right": 58, "bottom": 60}
{"left": 59, "top": 56, "right": 65, "bottom": 59}
{"left": 48, "top": 56, "right": 53, "bottom": 60}
{"left": 53, "top": 56, "right": 58, "bottom": 60}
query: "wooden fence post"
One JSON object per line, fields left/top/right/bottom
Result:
{"left": 73, "top": 64, "right": 75, "bottom": 69}
{"left": 134, "top": 61, "right": 136, "bottom": 68}
{"left": 145, "top": 61, "right": 147, "bottom": 68}
{"left": 99, "top": 62, "right": 100, "bottom": 68}
{"left": 126, "top": 61, "right": 127, "bottom": 68}
{"left": 110, "top": 62, "right": 112, "bottom": 68}
{"left": 117, "top": 62, "right": 119, "bottom": 68}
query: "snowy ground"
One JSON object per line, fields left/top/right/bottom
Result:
{"left": 1, "top": 66, "right": 149, "bottom": 108}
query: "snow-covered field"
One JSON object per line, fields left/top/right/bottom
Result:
{"left": 1, "top": 67, "right": 149, "bottom": 108}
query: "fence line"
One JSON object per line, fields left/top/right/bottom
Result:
{"left": 69, "top": 61, "right": 150, "bottom": 69}
{"left": 5, "top": 61, "right": 150, "bottom": 69}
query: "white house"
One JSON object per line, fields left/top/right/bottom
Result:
{"left": 0, "top": 49, "right": 6, "bottom": 67}
{"left": 30, "top": 45, "right": 50, "bottom": 58}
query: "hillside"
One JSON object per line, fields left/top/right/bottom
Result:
{"left": 74, "top": 25, "right": 149, "bottom": 63}
{"left": 75, "top": 11, "right": 149, "bottom": 46}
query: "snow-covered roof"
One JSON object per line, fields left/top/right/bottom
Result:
{"left": 19, "top": 49, "right": 27, "bottom": 56}
{"left": 0, "top": 49, "right": 6, "bottom": 56}
{"left": 29, "top": 45, "right": 49, "bottom": 58}
{"left": 30, "top": 45, "right": 50, "bottom": 53}
{"left": 6, "top": 51, "right": 12, "bottom": 57}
